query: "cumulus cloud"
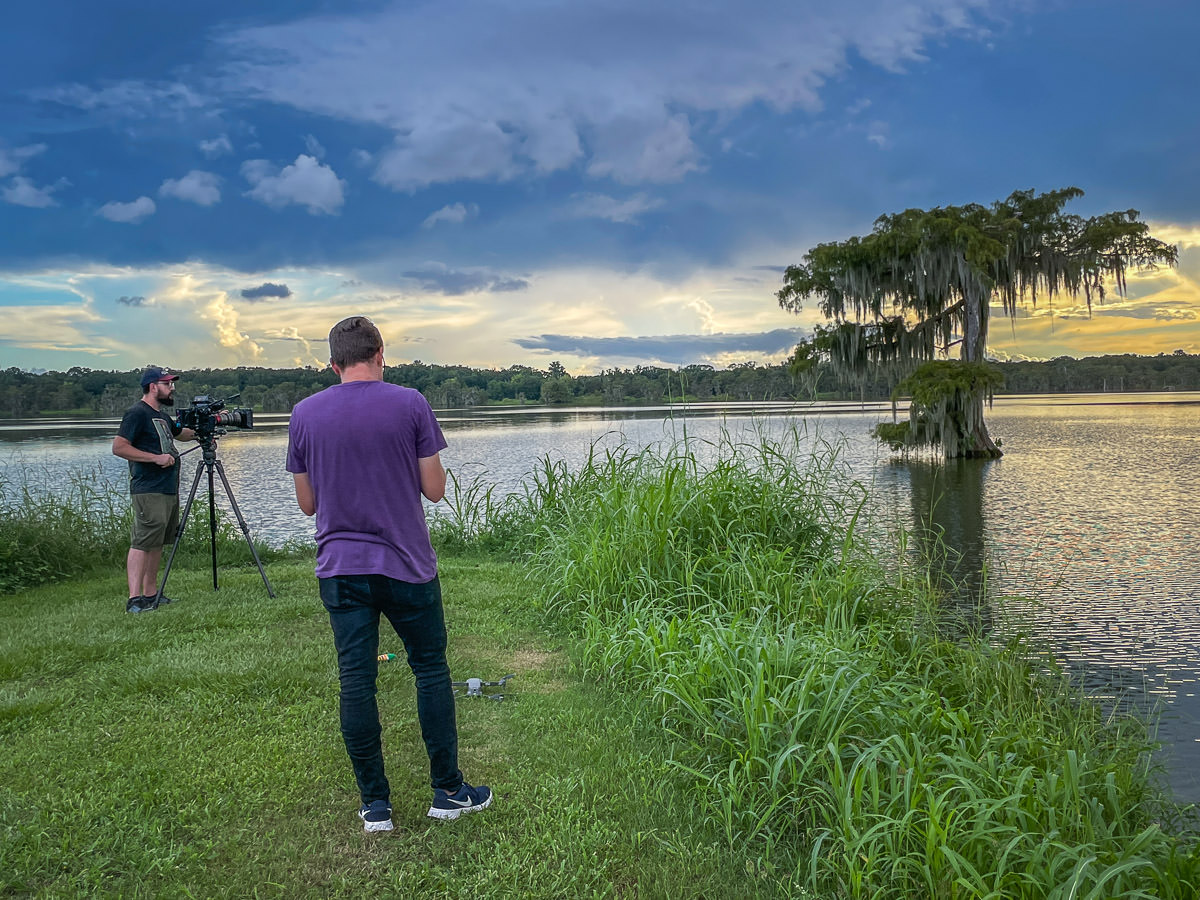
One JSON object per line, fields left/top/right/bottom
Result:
{"left": 262, "top": 325, "right": 322, "bottom": 365}
{"left": 200, "top": 135, "right": 233, "bottom": 157}
{"left": 514, "top": 328, "right": 807, "bottom": 363}
{"left": 3, "top": 176, "right": 67, "bottom": 208}
{"left": 215, "top": 0, "right": 987, "bottom": 188}
{"left": 0, "top": 143, "right": 47, "bottom": 178}
{"left": 159, "top": 170, "right": 221, "bottom": 206}
{"left": 402, "top": 263, "right": 528, "bottom": 294}
{"left": 240, "top": 282, "right": 293, "bottom": 300}
{"left": 116, "top": 295, "right": 149, "bottom": 306}
{"left": 566, "top": 192, "right": 663, "bottom": 224}
{"left": 374, "top": 119, "right": 521, "bottom": 191}
{"left": 422, "top": 202, "right": 479, "bottom": 228}
{"left": 96, "top": 196, "right": 156, "bottom": 224}
{"left": 241, "top": 154, "right": 345, "bottom": 214}
{"left": 204, "top": 293, "right": 265, "bottom": 360}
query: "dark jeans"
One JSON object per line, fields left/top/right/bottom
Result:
{"left": 319, "top": 574, "right": 462, "bottom": 804}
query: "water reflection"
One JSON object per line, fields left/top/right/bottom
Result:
{"left": 904, "top": 457, "right": 996, "bottom": 636}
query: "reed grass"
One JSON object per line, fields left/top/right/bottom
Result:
{"left": 471, "top": 427, "right": 1200, "bottom": 898}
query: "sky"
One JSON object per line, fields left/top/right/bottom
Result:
{"left": 2, "top": 0, "right": 1199, "bottom": 375}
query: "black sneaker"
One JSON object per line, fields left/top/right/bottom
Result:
{"left": 427, "top": 782, "right": 493, "bottom": 821}
{"left": 358, "top": 799, "right": 393, "bottom": 833}
{"left": 155, "top": 594, "right": 178, "bottom": 605}
{"left": 125, "top": 596, "right": 159, "bottom": 613}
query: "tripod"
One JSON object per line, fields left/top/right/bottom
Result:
{"left": 156, "top": 435, "right": 275, "bottom": 603}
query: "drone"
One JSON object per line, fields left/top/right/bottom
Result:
{"left": 452, "top": 673, "right": 515, "bottom": 702}
{"left": 378, "top": 653, "right": 514, "bottom": 702}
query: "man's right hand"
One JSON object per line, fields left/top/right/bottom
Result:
{"left": 156, "top": 453, "right": 176, "bottom": 468}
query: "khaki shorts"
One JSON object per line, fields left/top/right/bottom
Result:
{"left": 130, "top": 493, "right": 180, "bottom": 551}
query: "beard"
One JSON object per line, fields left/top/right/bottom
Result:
{"left": 160, "top": 394, "right": 175, "bottom": 407}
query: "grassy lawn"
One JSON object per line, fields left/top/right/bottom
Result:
{"left": 1, "top": 555, "right": 772, "bottom": 899}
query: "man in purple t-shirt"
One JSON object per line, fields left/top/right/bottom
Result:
{"left": 286, "top": 316, "right": 492, "bottom": 832}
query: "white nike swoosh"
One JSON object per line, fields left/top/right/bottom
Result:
{"left": 444, "top": 797, "right": 473, "bottom": 807}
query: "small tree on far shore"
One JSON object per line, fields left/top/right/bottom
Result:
{"left": 777, "top": 187, "right": 1177, "bottom": 458}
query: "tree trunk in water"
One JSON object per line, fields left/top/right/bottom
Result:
{"left": 955, "top": 306, "right": 1001, "bottom": 458}
{"left": 960, "top": 420, "right": 1003, "bottom": 458}
{"left": 956, "top": 390, "right": 1002, "bottom": 459}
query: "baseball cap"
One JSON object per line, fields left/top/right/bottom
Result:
{"left": 140, "top": 366, "right": 180, "bottom": 388}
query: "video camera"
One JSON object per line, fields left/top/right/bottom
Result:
{"left": 177, "top": 393, "right": 254, "bottom": 442}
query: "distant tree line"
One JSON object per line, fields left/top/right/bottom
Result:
{"left": 1, "top": 351, "right": 1197, "bottom": 418}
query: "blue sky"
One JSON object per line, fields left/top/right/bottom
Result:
{"left": 2, "top": 0, "right": 1199, "bottom": 374}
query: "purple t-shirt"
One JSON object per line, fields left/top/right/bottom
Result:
{"left": 285, "top": 380, "right": 448, "bottom": 582}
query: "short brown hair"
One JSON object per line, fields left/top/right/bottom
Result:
{"left": 328, "top": 316, "right": 383, "bottom": 369}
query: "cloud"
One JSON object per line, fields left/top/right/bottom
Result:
{"left": 3, "top": 176, "right": 67, "bottom": 208}
{"left": 585, "top": 113, "right": 702, "bottom": 183}
{"left": 985, "top": 348, "right": 1044, "bottom": 362}
{"left": 262, "top": 325, "right": 321, "bottom": 365}
{"left": 32, "top": 80, "right": 207, "bottom": 117}
{"left": 158, "top": 170, "right": 221, "bottom": 206}
{"left": 566, "top": 192, "right": 663, "bottom": 224}
{"left": 116, "top": 295, "right": 149, "bottom": 306}
{"left": 240, "top": 282, "right": 293, "bottom": 300}
{"left": 241, "top": 154, "right": 345, "bottom": 214}
{"left": 303, "top": 134, "right": 326, "bottom": 158}
{"left": 0, "top": 143, "right": 47, "bottom": 178}
{"left": 200, "top": 135, "right": 233, "bottom": 158}
{"left": 204, "top": 291, "right": 265, "bottom": 360}
{"left": 513, "top": 328, "right": 807, "bottom": 363}
{"left": 422, "top": 202, "right": 479, "bottom": 229}
{"left": 96, "top": 196, "right": 156, "bottom": 224}
{"left": 989, "top": 303, "right": 1037, "bottom": 319}
{"left": 0, "top": 297, "right": 111, "bottom": 358}
{"left": 402, "top": 263, "right": 529, "bottom": 294}
{"left": 374, "top": 119, "right": 521, "bottom": 191}
{"left": 215, "top": 0, "right": 987, "bottom": 188}
{"left": 1093, "top": 305, "right": 1200, "bottom": 322}
{"left": 1149, "top": 222, "right": 1200, "bottom": 250}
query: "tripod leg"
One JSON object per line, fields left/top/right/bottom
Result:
{"left": 208, "top": 462, "right": 218, "bottom": 590}
{"left": 213, "top": 459, "right": 277, "bottom": 598}
{"left": 156, "top": 459, "right": 206, "bottom": 605}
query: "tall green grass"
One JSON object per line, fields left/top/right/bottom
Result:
{"left": 457, "top": 428, "right": 1199, "bottom": 897}
{"left": 0, "top": 466, "right": 288, "bottom": 595}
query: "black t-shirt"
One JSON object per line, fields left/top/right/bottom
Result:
{"left": 116, "top": 401, "right": 182, "bottom": 495}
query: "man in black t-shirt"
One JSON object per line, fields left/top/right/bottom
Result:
{"left": 112, "top": 366, "right": 196, "bottom": 613}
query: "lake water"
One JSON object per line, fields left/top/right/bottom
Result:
{"left": 2, "top": 393, "right": 1198, "bottom": 803}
